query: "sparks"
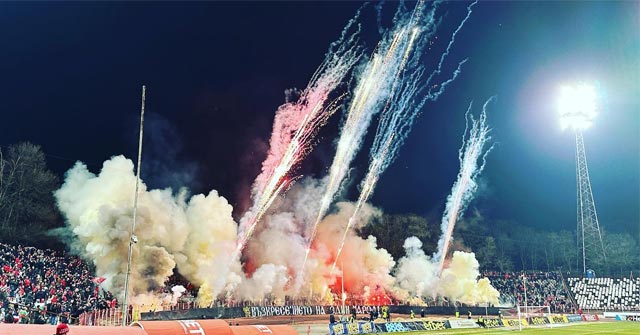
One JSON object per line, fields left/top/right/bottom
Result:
{"left": 434, "top": 98, "right": 494, "bottom": 275}
{"left": 237, "top": 15, "right": 364, "bottom": 254}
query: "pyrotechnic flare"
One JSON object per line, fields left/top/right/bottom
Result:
{"left": 322, "top": 0, "right": 478, "bottom": 275}
{"left": 434, "top": 98, "right": 494, "bottom": 274}
{"left": 303, "top": 0, "right": 436, "bottom": 272}
{"left": 237, "top": 9, "right": 364, "bottom": 254}
{"left": 329, "top": 133, "right": 395, "bottom": 276}
{"left": 394, "top": 100, "right": 497, "bottom": 305}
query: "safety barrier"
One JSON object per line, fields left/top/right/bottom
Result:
{"left": 581, "top": 314, "right": 599, "bottom": 321}
{"left": 566, "top": 314, "right": 584, "bottom": 322}
{"left": 447, "top": 319, "right": 478, "bottom": 329}
{"left": 329, "top": 318, "right": 512, "bottom": 334}
{"left": 548, "top": 315, "right": 569, "bottom": 323}
{"left": 0, "top": 320, "right": 297, "bottom": 335}
{"left": 329, "top": 317, "right": 585, "bottom": 334}
{"left": 142, "top": 305, "right": 499, "bottom": 321}
{"left": 79, "top": 308, "right": 124, "bottom": 326}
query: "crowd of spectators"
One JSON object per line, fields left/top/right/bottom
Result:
{"left": 0, "top": 243, "right": 116, "bottom": 324}
{"left": 482, "top": 271, "right": 576, "bottom": 313}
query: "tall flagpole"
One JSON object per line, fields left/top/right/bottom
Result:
{"left": 122, "top": 85, "right": 146, "bottom": 326}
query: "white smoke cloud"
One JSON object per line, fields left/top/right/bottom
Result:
{"left": 55, "top": 157, "right": 499, "bottom": 307}
{"left": 439, "top": 251, "right": 499, "bottom": 305}
{"left": 393, "top": 237, "right": 439, "bottom": 300}
{"left": 54, "top": 155, "right": 241, "bottom": 306}
{"left": 394, "top": 238, "right": 499, "bottom": 305}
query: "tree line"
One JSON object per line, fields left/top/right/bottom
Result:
{"left": 0, "top": 142, "right": 62, "bottom": 248}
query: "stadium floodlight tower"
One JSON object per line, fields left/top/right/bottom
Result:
{"left": 558, "top": 83, "right": 607, "bottom": 276}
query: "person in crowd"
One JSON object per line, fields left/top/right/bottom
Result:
{"left": 0, "top": 243, "right": 117, "bottom": 325}
{"left": 480, "top": 270, "right": 576, "bottom": 313}
{"left": 4, "top": 307, "right": 15, "bottom": 323}
{"left": 329, "top": 312, "right": 336, "bottom": 324}
{"left": 54, "top": 323, "right": 70, "bottom": 335}
{"left": 410, "top": 310, "right": 415, "bottom": 319}
{"left": 420, "top": 308, "right": 425, "bottom": 318}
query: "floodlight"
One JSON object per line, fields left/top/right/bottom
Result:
{"left": 558, "top": 83, "right": 597, "bottom": 131}
{"left": 557, "top": 82, "right": 607, "bottom": 275}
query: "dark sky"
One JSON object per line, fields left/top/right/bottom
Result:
{"left": 1, "top": 1, "right": 638, "bottom": 239}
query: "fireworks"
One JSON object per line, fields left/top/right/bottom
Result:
{"left": 55, "top": 1, "right": 494, "bottom": 307}
{"left": 434, "top": 98, "right": 494, "bottom": 274}
{"left": 303, "top": 0, "right": 436, "bottom": 274}
{"left": 236, "top": 13, "right": 363, "bottom": 254}
{"left": 325, "top": 0, "right": 478, "bottom": 276}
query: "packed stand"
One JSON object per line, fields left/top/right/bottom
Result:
{"left": 0, "top": 243, "right": 116, "bottom": 324}
{"left": 568, "top": 277, "right": 640, "bottom": 311}
{"left": 482, "top": 271, "right": 576, "bottom": 313}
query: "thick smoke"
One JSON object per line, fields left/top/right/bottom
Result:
{"left": 53, "top": 2, "right": 500, "bottom": 308}
{"left": 242, "top": 177, "right": 397, "bottom": 301}
{"left": 54, "top": 155, "right": 241, "bottom": 307}
{"left": 393, "top": 237, "right": 439, "bottom": 300}
{"left": 55, "top": 156, "right": 498, "bottom": 307}
{"left": 394, "top": 239, "right": 499, "bottom": 305}
{"left": 439, "top": 251, "right": 499, "bottom": 305}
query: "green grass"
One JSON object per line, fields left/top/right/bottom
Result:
{"left": 387, "top": 322, "right": 639, "bottom": 335}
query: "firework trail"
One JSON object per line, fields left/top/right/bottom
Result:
{"left": 235, "top": 13, "right": 364, "bottom": 255}
{"left": 302, "top": 0, "right": 436, "bottom": 272}
{"left": 434, "top": 98, "right": 494, "bottom": 274}
{"left": 324, "top": 0, "right": 478, "bottom": 275}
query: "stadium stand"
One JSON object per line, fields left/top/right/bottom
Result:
{"left": 481, "top": 271, "right": 575, "bottom": 313}
{"left": 568, "top": 277, "right": 640, "bottom": 311}
{"left": 0, "top": 243, "right": 116, "bottom": 324}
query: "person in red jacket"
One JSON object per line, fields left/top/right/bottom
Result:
{"left": 54, "top": 323, "right": 70, "bottom": 335}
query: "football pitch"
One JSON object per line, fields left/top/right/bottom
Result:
{"left": 386, "top": 322, "right": 639, "bottom": 335}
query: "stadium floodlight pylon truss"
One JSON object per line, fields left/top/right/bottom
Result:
{"left": 557, "top": 83, "right": 607, "bottom": 276}
{"left": 574, "top": 131, "right": 606, "bottom": 275}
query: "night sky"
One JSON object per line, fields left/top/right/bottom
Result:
{"left": 1, "top": 1, "right": 638, "bottom": 239}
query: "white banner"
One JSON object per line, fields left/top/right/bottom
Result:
{"left": 448, "top": 319, "right": 479, "bottom": 329}
{"left": 247, "top": 305, "right": 381, "bottom": 318}
{"left": 603, "top": 311, "right": 640, "bottom": 318}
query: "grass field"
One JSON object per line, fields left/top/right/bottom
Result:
{"left": 387, "top": 322, "right": 640, "bottom": 335}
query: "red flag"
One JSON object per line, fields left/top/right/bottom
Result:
{"left": 92, "top": 277, "right": 106, "bottom": 285}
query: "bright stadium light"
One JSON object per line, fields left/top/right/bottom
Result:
{"left": 558, "top": 81, "right": 607, "bottom": 275}
{"left": 558, "top": 83, "right": 598, "bottom": 131}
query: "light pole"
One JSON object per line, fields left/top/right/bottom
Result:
{"left": 122, "top": 85, "right": 146, "bottom": 326}
{"left": 558, "top": 83, "right": 606, "bottom": 276}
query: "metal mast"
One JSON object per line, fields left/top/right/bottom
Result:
{"left": 574, "top": 130, "right": 606, "bottom": 275}
{"left": 122, "top": 85, "right": 146, "bottom": 326}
